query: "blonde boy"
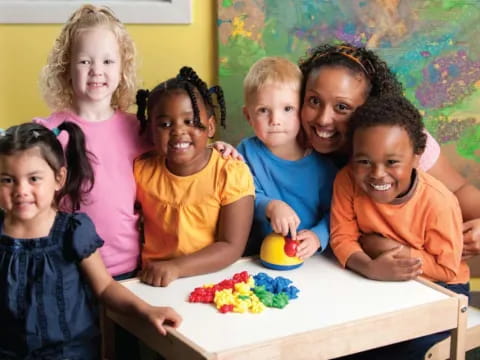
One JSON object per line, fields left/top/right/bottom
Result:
{"left": 238, "top": 56, "right": 337, "bottom": 257}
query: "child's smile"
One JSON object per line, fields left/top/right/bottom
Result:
{"left": 0, "top": 147, "right": 64, "bottom": 229}
{"left": 352, "top": 125, "right": 419, "bottom": 204}
{"left": 150, "top": 91, "right": 215, "bottom": 176}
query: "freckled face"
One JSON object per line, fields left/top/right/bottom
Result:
{"left": 352, "top": 125, "right": 420, "bottom": 204}
{"left": 301, "top": 66, "right": 369, "bottom": 154}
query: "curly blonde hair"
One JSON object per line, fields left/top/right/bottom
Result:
{"left": 40, "top": 4, "right": 137, "bottom": 112}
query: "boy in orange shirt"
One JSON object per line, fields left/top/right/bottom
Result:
{"left": 330, "top": 94, "right": 469, "bottom": 360}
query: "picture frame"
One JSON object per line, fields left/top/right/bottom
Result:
{"left": 0, "top": 0, "right": 191, "bottom": 24}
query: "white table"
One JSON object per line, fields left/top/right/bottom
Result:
{"left": 105, "top": 255, "right": 468, "bottom": 360}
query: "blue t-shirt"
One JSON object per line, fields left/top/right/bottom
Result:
{"left": 0, "top": 211, "right": 104, "bottom": 359}
{"left": 238, "top": 136, "right": 337, "bottom": 255}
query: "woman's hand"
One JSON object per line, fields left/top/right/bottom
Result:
{"left": 462, "top": 219, "right": 480, "bottom": 259}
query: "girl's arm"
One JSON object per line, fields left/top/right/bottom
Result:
{"left": 427, "top": 152, "right": 480, "bottom": 258}
{"left": 80, "top": 251, "right": 182, "bottom": 335}
{"left": 177, "top": 195, "right": 254, "bottom": 274}
{"left": 141, "top": 195, "right": 254, "bottom": 287}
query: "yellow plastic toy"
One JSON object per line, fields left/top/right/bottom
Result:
{"left": 260, "top": 233, "right": 304, "bottom": 270}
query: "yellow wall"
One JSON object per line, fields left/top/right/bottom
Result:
{"left": 0, "top": 0, "right": 216, "bottom": 128}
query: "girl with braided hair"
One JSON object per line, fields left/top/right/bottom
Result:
{"left": 135, "top": 66, "right": 254, "bottom": 286}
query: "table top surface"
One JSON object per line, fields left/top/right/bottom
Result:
{"left": 121, "top": 254, "right": 451, "bottom": 354}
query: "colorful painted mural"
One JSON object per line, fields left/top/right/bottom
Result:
{"left": 217, "top": 0, "right": 480, "bottom": 186}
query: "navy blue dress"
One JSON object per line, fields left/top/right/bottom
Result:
{"left": 0, "top": 212, "right": 104, "bottom": 360}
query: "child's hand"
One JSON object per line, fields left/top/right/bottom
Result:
{"left": 462, "top": 218, "right": 480, "bottom": 260}
{"left": 140, "top": 260, "right": 180, "bottom": 287}
{"left": 144, "top": 305, "right": 183, "bottom": 336}
{"left": 266, "top": 200, "right": 300, "bottom": 239}
{"left": 295, "top": 230, "right": 320, "bottom": 259}
{"left": 210, "top": 141, "right": 245, "bottom": 161}
{"left": 367, "top": 247, "right": 423, "bottom": 281}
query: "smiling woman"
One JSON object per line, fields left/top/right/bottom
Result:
{"left": 0, "top": 0, "right": 191, "bottom": 23}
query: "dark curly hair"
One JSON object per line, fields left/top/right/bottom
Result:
{"left": 136, "top": 66, "right": 226, "bottom": 135}
{"left": 349, "top": 94, "right": 427, "bottom": 155}
{"left": 298, "top": 42, "right": 403, "bottom": 102}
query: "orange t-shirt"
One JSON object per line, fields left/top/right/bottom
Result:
{"left": 331, "top": 166, "right": 469, "bottom": 284}
{"left": 134, "top": 150, "right": 254, "bottom": 265}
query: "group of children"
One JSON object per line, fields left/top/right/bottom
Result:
{"left": 0, "top": 4, "right": 475, "bottom": 360}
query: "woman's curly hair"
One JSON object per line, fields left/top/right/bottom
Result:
{"left": 298, "top": 42, "right": 403, "bottom": 101}
{"left": 40, "top": 4, "right": 137, "bottom": 112}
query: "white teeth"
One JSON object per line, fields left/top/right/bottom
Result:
{"left": 314, "top": 128, "right": 335, "bottom": 138}
{"left": 370, "top": 183, "right": 392, "bottom": 191}
{"left": 172, "top": 142, "right": 189, "bottom": 149}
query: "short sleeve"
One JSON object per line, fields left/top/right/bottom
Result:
{"left": 220, "top": 160, "right": 255, "bottom": 206}
{"left": 419, "top": 130, "right": 440, "bottom": 171}
{"left": 67, "top": 213, "right": 104, "bottom": 261}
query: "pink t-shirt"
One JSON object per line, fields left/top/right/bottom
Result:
{"left": 34, "top": 111, "right": 149, "bottom": 276}
{"left": 419, "top": 130, "right": 441, "bottom": 171}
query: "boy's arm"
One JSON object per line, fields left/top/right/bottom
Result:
{"left": 237, "top": 141, "right": 274, "bottom": 220}
{"left": 331, "top": 168, "right": 421, "bottom": 281}
{"left": 359, "top": 233, "right": 411, "bottom": 259}
{"left": 308, "top": 158, "right": 337, "bottom": 252}
{"left": 330, "top": 169, "right": 364, "bottom": 266}
{"left": 309, "top": 215, "right": 329, "bottom": 252}
{"left": 410, "top": 203, "right": 464, "bottom": 282}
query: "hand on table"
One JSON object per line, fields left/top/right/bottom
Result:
{"left": 140, "top": 260, "right": 180, "bottom": 287}
{"left": 142, "top": 305, "right": 183, "bottom": 335}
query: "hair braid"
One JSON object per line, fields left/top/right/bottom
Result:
{"left": 209, "top": 86, "right": 227, "bottom": 128}
{"left": 136, "top": 89, "right": 150, "bottom": 134}
{"left": 137, "top": 66, "right": 227, "bottom": 135}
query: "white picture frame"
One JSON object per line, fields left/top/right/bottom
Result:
{"left": 0, "top": 0, "right": 192, "bottom": 24}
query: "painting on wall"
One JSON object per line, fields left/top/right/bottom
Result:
{"left": 217, "top": 0, "right": 480, "bottom": 187}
